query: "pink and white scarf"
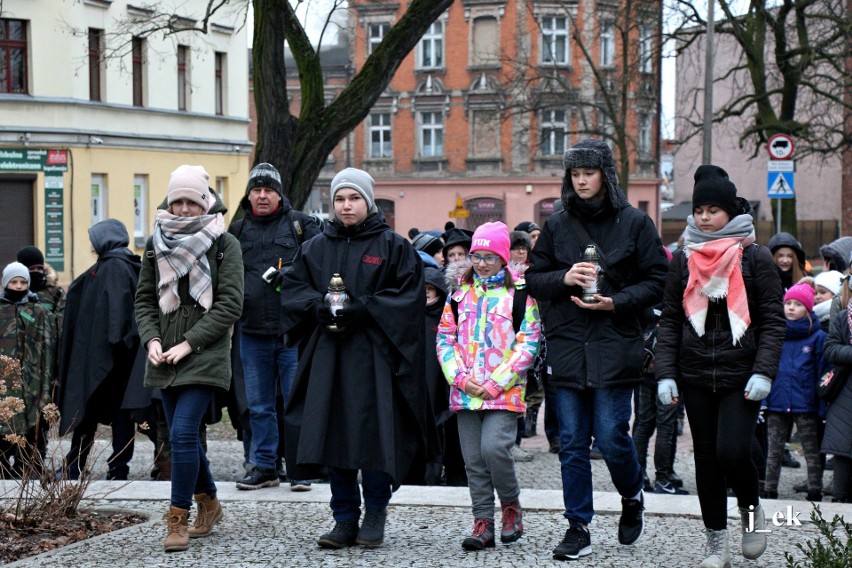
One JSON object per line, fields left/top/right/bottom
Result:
{"left": 682, "top": 215, "right": 756, "bottom": 345}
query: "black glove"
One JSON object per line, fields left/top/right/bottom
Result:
{"left": 314, "top": 303, "right": 335, "bottom": 326}
{"left": 334, "top": 303, "right": 369, "bottom": 327}
{"left": 270, "top": 271, "right": 285, "bottom": 290}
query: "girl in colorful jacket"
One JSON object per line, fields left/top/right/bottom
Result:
{"left": 436, "top": 221, "right": 541, "bottom": 552}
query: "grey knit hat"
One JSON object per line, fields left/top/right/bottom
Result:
{"left": 2, "top": 262, "right": 30, "bottom": 288}
{"left": 331, "top": 167, "right": 377, "bottom": 213}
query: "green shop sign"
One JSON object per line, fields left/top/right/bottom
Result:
{"left": 0, "top": 148, "right": 67, "bottom": 270}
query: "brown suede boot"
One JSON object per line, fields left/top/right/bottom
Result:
{"left": 188, "top": 493, "right": 223, "bottom": 538}
{"left": 155, "top": 458, "right": 172, "bottom": 482}
{"left": 164, "top": 506, "right": 190, "bottom": 552}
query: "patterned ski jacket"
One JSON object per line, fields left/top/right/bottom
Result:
{"left": 436, "top": 270, "right": 541, "bottom": 413}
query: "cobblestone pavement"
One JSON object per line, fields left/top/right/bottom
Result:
{"left": 2, "top": 413, "right": 845, "bottom": 567}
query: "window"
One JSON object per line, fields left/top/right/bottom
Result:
{"left": 417, "top": 21, "right": 444, "bottom": 69}
{"left": 419, "top": 111, "right": 444, "bottom": 157}
{"left": 369, "top": 113, "right": 392, "bottom": 158}
{"left": 132, "top": 37, "right": 144, "bottom": 107}
{"left": 638, "top": 113, "right": 652, "bottom": 156}
{"left": 177, "top": 45, "right": 189, "bottom": 111}
{"left": 471, "top": 17, "right": 499, "bottom": 66}
{"left": 541, "top": 16, "right": 568, "bottom": 65}
{"left": 368, "top": 23, "right": 390, "bottom": 55}
{"left": 0, "top": 19, "right": 27, "bottom": 94}
{"left": 214, "top": 52, "right": 225, "bottom": 115}
{"left": 133, "top": 175, "right": 148, "bottom": 247}
{"left": 639, "top": 25, "right": 653, "bottom": 73}
{"left": 540, "top": 110, "right": 567, "bottom": 156}
{"left": 91, "top": 174, "right": 107, "bottom": 225}
{"left": 470, "top": 110, "right": 500, "bottom": 157}
{"left": 600, "top": 22, "right": 614, "bottom": 67}
{"left": 88, "top": 28, "right": 103, "bottom": 101}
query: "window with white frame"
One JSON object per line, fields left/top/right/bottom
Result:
{"left": 638, "top": 114, "right": 652, "bottom": 156}
{"left": 540, "top": 110, "right": 567, "bottom": 156}
{"left": 133, "top": 174, "right": 148, "bottom": 246}
{"left": 417, "top": 21, "right": 444, "bottom": 69}
{"left": 639, "top": 25, "right": 653, "bottom": 73}
{"left": 368, "top": 22, "right": 390, "bottom": 55}
{"left": 369, "top": 113, "right": 392, "bottom": 158}
{"left": 419, "top": 111, "right": 444, "bottom": 157}
{"left": 599, "top": 112, "right": 614, "bottom": 150}
{"left": 540, "top": 16, "right": 568, "bottom": 65}
{"left": 91, "top": 174, "right": 107, "bottom": 225}
{"left": 600, "top": 21, "right": 615, "bottom": 67}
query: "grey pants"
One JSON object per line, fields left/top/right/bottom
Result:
{"left": 457, "top": 409, "right": 521, "bottom": 520}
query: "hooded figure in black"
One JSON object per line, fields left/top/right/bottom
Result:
{"left": 281, "top": 167, "right": 431, "bottom": 548}
{"left": 57, "top": 219, "right": 147, "bottom": 480}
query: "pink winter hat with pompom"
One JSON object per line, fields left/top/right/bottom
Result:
{"left": 470, "top": 221, "right": 511, "bottom": 266}
{"left": 784, "top": 282, "right": 814, "bottom": 313}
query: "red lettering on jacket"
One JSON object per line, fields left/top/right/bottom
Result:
{"left": 362, "top": 255, "right": 383, "bottom": 265}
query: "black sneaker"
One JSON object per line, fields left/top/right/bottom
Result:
{"left": 653, "top": 480, "right": 689, "bottom": 495}
{"left": 236, "top": 467, "right": 280, "bottom": 490}
{"left": 290, "top": 479, "right": 313, "bottom": 491}
{"left": 317, "top": 520, "right": 359, "bottom": 549}
{"left": 618, "top": 492, "right": 644, "bottom": 545}
{"left": 553, "top": 524, "right": 591, "bottom": 561}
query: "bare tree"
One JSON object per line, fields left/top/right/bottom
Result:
{"left": 668, "top": 0, "right": 852, "bottom": 232}
{"left": 500, "top": 0, "right": 663, "bottom": 194}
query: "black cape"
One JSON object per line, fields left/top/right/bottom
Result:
{"left": 57, "top": 222, "right": 147, "bottom": 433}
{"left": 281, "top": 213, "right": 431, "bottom": 487}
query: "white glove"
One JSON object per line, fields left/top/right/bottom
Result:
{"left": 657, "top": 378, "right": 679, "bottom": 406}
{"left": 744, "top": 374, "right": 772, "bottom": 401}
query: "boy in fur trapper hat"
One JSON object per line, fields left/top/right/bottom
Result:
{"left": 526, "top": 138, "right": 669, "bottom": 560}
{"left": 655, "top": 164, "right": 785, "bottom": 566}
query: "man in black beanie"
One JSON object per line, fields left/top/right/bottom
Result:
{"left": 17, "top": 245, "right": 65, "bottom": 332}
{"left": 230, "top": 162, "right": 322, "bottom": 491}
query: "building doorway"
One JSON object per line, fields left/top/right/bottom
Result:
{"left": 536, "top": 197, "right": 559, "bottom": 226}
{"left": 0, "top": 175, "right": 35, "bottom": 263}
{"left": 464, "top": 197, "right": 504, "bottom": 230}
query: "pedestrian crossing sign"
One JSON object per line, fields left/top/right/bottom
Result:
{"left": 767, "top": 171, "right": 794, "bottom": 199}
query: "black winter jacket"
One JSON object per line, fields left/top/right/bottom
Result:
{"left": 230, "top": 197, "right": 321, "bottom": 335}
{"left": 655, "top": 244, "right": 785, "bottom": 391}
{"left": 821, "top": 310, "right": 852, "bottom": 459}
{"left": 526, "top": 142, "right": 668, "bottom": 389}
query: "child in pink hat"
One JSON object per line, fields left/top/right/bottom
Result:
{"left": 437, "top": 220, "right": 541, "bottom": 550}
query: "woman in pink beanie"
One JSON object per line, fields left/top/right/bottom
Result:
{"left": 437, "top": 221, "right": 541, "bottom": 550}
{"left": 762, "top": 282, "right": 827, "bottom": 502}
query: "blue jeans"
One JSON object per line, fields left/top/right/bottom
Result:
{"left": 328, "top": 467, "right": 392, "bottom": 522}
{"left": 240, "top": 332, "right": 298, "bottom": 470}
{"left": 555, "top": 386, "right": 643, "bottom": 525}
{"left": 161, "top": 386, "right": 217, "bottom": 510}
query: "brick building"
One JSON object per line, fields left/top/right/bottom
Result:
{"left": 280, "top": 0, "right": 664, "bottom": 234}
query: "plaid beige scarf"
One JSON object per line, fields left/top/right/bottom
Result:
{"left": 153, "top": 210, "right": 225, "bottom": 313}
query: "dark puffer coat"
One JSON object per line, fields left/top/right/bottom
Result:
{"left": 526, "top": 139, "right": 669, "bottom": 389}
{"left": 655, "top": 244, "right": 785, "bottom": 391}
{"left": 821, "top": 310, "right": 852, "bottom": 459}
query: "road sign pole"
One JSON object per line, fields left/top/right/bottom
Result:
{"left": 776, "top": 199, "right": 781, "bottom": 234}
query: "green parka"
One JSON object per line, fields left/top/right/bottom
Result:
{"left": 134, "top": 192, "right": 244, "bottom": 392}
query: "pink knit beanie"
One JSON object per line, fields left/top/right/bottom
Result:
{"left": 784, "top": 282, "right": 814, "bottom": 312}
{"left": 168, "top": 165, "right": 212, "bottom": 213}
{"left": 470, "top": 221, "right": 511, "bottom": 266}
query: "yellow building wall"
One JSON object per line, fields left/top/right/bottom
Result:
{"left": 35, "top": 146, "right": 248, "bottom": 284}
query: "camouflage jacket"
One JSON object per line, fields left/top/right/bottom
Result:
{"left": 0, "top": 294, "right": 56, "bottom": 436}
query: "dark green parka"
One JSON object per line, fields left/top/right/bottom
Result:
{"left": 134, "top": 191, "right": 244, "bottom": 392}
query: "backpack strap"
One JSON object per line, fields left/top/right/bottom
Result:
{"left": 287, "top": 209, "right": 305, "bottom": 246}
{"left": 450, "top": 286, "right": 528, "bottom": 335}
{"left": 215, "top": 233, "right": 225, "bottom": 267}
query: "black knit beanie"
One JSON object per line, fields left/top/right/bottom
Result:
{"left": 692, "top": 165, "right": 739, "bottom": 218}
{"left": 246, "top": 162, "right": 283, "bottom": 197}
{"left": 17, "top": 246, "right": 45, "bottom": 269}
